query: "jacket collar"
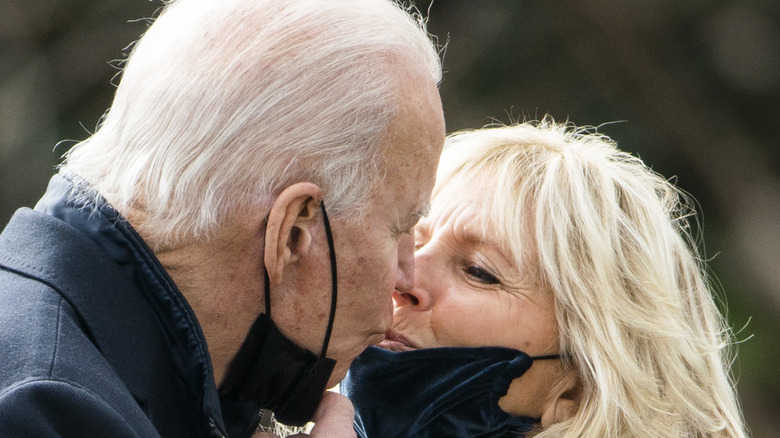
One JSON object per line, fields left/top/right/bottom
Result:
{"left": 2, "top": 174, "right": 226, "bottom": 435}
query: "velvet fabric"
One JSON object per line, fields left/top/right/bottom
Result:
{"left": 341, "top": 346, "right": 538, "bottom": 438}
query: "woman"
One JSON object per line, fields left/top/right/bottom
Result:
{"left": 341, "top": 118, "right": 747, "bottom": 437}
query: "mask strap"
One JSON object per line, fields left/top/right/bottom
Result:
{"left": 264, "top": 263, "right": 272, "bottom": 317}
{"left": 261, "top": 201, "right": 338, "bottom": 359}
{"left": 530, "top": 354, "right": 561, "bottom": 361}
{"left": 319, "top": 202, "right": 338, "bottom": 360}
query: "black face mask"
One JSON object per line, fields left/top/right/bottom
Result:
{"left": 341, "top": 346, "right": 560, "bottom": 438}
{"left": 219, "top": 203, "right": 338, "bottom": 428}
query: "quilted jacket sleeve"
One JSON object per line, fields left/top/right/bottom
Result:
{"left": 0, "top": 379, "right": 161, "bottom": 438}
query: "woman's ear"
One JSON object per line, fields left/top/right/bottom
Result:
{"left": 264, "top": 182, "right": 323, "bottom": 284}
{"left": 540, "top": 371, "right": 582, "bottom": 427}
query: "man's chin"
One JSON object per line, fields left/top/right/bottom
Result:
{"left": 327, "top": 336, "right": 382, "bottom": 386}
{"left": 327, "top": 364, "right": 350, "bottom": 389}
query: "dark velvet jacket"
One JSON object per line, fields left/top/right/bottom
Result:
{"left": 0, "top": 175, "right": 237, "bottom": 437}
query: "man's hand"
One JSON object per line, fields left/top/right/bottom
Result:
{"left": 252, "top": 391, "right": 356, "bottom": 438}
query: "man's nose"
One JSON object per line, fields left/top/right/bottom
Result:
{"left": 395, "top": 232, "right": 415, "bottom": 293}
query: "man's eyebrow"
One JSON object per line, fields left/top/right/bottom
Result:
{"left": 411, "top": 203, "right": 431, "bottom": 222}
{"left": 398, "top": 203, "right": 430, "bottom": 233}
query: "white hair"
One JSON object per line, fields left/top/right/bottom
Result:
{"left": 438, "top": 118, "right": 747, "bottom": 437}
{"left": 62, "top": 0, "right": 441, "bottom": 250}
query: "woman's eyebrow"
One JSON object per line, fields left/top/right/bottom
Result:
{"left": 459, "top": 228, "right": 512, "bottom": 259}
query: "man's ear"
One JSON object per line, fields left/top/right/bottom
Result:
{"left": 264, "top": 182, "right": 323, "bottom": 285}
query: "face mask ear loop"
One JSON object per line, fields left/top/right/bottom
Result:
{"left": 530, "top": 354, "right": 561, "bottom": 361}
{"left": 263, "top": 268, "right": 272, "bottom": 318}
{"left": 319, "top": 202, "right": 338, "bottom": 360}
{"left": 263, "top": 216, "right": 273, "bottom": 318}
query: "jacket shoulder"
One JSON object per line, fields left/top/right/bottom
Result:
{"left": 0, "top": 269, "right": 65, "bottom": 385}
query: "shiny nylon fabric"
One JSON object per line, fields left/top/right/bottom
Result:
{"left": 341, "top": 346, "right": 538, "bottom": 438}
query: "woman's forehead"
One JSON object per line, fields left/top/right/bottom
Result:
{"left": 425, "top": 176, "right": 507, "bottom": 245}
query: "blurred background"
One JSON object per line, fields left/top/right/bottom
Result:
{"left": 1, "top": 0, "right": 778, "bottom": 434}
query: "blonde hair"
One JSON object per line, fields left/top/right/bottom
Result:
{"left": 437, "top": 118, "right": 747, "bottom": 437}
{"left": 61, "top": 0, "right": 441, "bottom": 250}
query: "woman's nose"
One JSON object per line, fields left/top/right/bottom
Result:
{"left": 393, "top": 250, "right": 434, "bottom": 311}
{"left": 393, "top": 286, "right": 430, "bottom": 311}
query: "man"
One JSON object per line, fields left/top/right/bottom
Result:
{"left": 0, "top": 0, "right": 444, "bottom": 436}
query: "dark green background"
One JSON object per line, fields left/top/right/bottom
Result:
{"left": 2, "top": 1, "right": 777, "bottom": 434}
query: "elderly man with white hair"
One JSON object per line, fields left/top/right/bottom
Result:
{"left": 0, "top": 0, "right": 444, "bottom": 436}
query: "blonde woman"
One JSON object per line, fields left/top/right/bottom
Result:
{"left": 341, "top": 118, "right": 747, "bottom": 437}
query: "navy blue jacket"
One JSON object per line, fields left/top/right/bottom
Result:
{"left": 0, "top": 176, "right": 232, "bottom": 437}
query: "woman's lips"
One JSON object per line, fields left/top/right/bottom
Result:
{"left": 379, "top": 330, "right": 418, "bottom": 352}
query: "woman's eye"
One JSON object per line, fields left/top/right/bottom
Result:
{"left": 465, "top": 266, "right": 500, "bottom": 284}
